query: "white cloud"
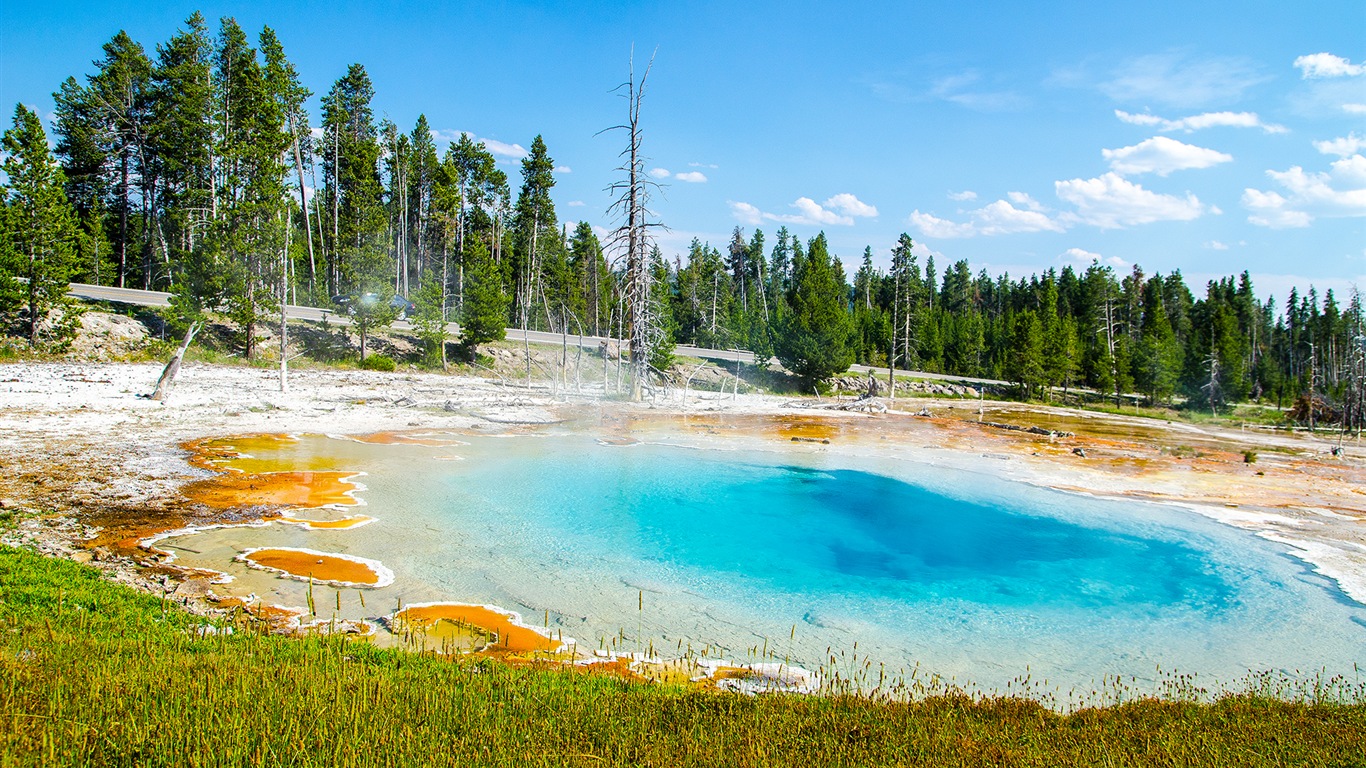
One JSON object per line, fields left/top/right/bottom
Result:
{"left": 1006, "top": 191, "right": 1045, "bottom": 211}
{"left": 429, "top": 130, "right": 531, "bottom": 160}
{"left": 1114, "top": 109, "right": 1287, "bottom": 134}
{"left": 824, "top": 193, "right": 878, "bottom": 218}
{"left": 478, "top": 137, "right": 528, "bottom": 159}
{"left": 908, "top": 198, "right": 1064, "bottom": 238}
{"left": 1054, "top": 172, "right": 1209, "bottom": 228}
{"left": 779, "top": 197, "right": 853, "bottom": 226}
{"left": 1335, "top": 154, "right": 1366, "bottom": 184}
{"left": 554, "top": 165, "right": 571, "bottom": 174}
{"left": 729, "top": 201, "right": 763, "bottom": 226}
{"left": 688, "top": 162, "right": 719, "bottom": 169}
{"left": 1314, "top": 133, "right": 1365, "bottom": 157}
{"left": 1062, "top": 247, "right": 1101, "bottom": 263}
{"left": 1060, "top": 247, "right": 1127, "bottom": 268}
{"left": 566, "top": 200, "right": 586, "bottom": 207}
{"left": 1346, "top": 104, "right": 1366, "bottom": 115}
{"left": 1100, "top": 53, "right": 1267, "bottom": 108}
{"left": 929, "top": 71, "right": 1024, "bottom": 111}
{"left": 909, "top": 210, "right": 976, "bottom": 238}
{"left": 1206, "top": 240, "right": 1229, "bottom": 250}
{"left": 948, "top": 190, "right": 978, "bottom": 201}
{"left": 1243, "top": 154, "right": 1366, "bottom": 227}
{"left": 732, "top": 194, "right": 874, "bottom": 227}
{"left": 651, "top": 167, "right": 708, "bottom": 183}
{"left": 1294, "top": 53, "right": 1365, "bottom": 79}
{"left": 976, "top": 200, "right": 1065, "bottom": 235}
{"left": 1242, "top": 189, "right": 1312, "bottom": 228}
{"left": 1102, "top": 136, "right": 1233, "bottom": 176}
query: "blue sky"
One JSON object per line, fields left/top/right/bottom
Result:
{"left": 2, "top": 0, "right": 1363, "bottom": 304}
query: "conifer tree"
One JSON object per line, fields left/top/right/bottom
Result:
{"left": 1134, "top": 275, "right": 1181, "bottom": 404}
{"left": 213, "top": 18, "right": 288, "bottom": 360}
{"left": 568, "top": 221, "right": 611, "bottom": 336}
{"left": 1006, "top": 309, "right": 1045, "bottom": 399}
{"left": 321, "top": 63, "right": 384, "bottom": 296}
{"left": 775, "top": 232, "right": 855, "bottom": 387}
{"left": 407, "top": 115, "right": 439, "bottom": 284}
{"left": 460, "top": 240, "right": 509, "bottom": 356}
{"left": 2, "top": 105, "right": 81, "bottom": 347}
{"left": 411, "top": 274, "right": 448, "bottom": 367}
{"left": 88, "top": 31, "right": 154, "bottom": 288}
{"left": 151, "top": 13, "right": 214, "bottom": 265}
{"left": 260, "top": 25, "right": 313, "bottom": 301}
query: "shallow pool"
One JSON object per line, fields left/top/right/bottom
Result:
{"left": 167, "top": 431, "right": 1366, "bottom": 695}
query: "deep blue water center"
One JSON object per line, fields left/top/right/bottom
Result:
{"left": 446, "top": 440, "right": 1232, "bottom": 614}
{"left": 661, "top": 465, "right": 1225, "bottom": 609}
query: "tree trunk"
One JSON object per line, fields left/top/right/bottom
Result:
{"left": 281, "top": 214, "right": 291, "bottom": 394}
{"left": 290, "top": 114, "right": 316, "bottom": 301}
{"left": 150, "top": 322, "right": 201, "bottom": 402}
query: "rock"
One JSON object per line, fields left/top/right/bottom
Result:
{"left": 173, "top": 578, "right": 213, "bottom": 599}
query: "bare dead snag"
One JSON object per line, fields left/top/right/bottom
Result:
{"left": 150, "top": 321, "right": 201, "bottom": 402}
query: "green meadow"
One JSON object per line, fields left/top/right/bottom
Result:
{"left": 2, "top": 546, "right": 1362, "bottom": 767}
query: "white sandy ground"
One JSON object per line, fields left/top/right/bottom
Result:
{"left": 1, "top": 360, "right": 1364, "bottom": 657}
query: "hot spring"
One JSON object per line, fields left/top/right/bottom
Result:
{"left": 162, "top": 429, "right": 1366, "bottom": 695}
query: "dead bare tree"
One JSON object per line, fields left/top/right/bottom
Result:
{"left": 150, "top": 321, "right": 201, "bottom": 402}
{"left": 601, "top": 49, "right": 667, "bottom": 402}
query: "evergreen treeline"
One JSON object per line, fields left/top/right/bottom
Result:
{"left": 1, "top": 13, "right": 1362, "bottom": 427}
{"left": 658, "top": 224, "right": 1364, "bottom": 425}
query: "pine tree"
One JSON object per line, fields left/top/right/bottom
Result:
{"left": 411, "top": 273, "right": 448, "bottom": 367}
{"left": 213, "top": 18, "right": 288, "bottom": 360}
{"left": 2, "top": 105, "right": 81, "bottom": 347}
{"left": 1006, "top": 309, "right": 1045, "bottom": 399}
{"left": 88, "top": 31, "right": 154, "bottom": 288}
{"left": 151, "top": 13, "right": 214, "bottom": 267}
{"left": 259, "top": 25, "right": 313, "bottom": 302}
{"left": 568, "top": 221, "right": 611, "bottom": 336}
{"left": 321, "top": 63, "right": 384, "bottom": 296}
{"left": 511, "top": 135, "right": 557, "bottom": 330}
{"left": 1134, "top": 275, "right": 1181, "bottom": 404}
{"left": 460, "top": 240, "right": 509, "bottom": 356}
{"left": 446, "top": 134, "right": 506, "bottom": 310}
{"left": 775, "top": 232, "right": 855, "bottom": 387}
{"left": 52, "top": 76, "right": 113, "bottom": 284}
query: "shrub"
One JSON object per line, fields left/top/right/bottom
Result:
{"left": 360, "top": 354, "right": 396, "bottom": 372}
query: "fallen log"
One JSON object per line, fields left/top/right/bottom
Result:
{"left": 978, "top": 420, "right": 1074, "bottom": 438}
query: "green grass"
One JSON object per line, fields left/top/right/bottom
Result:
{"left": 2, "top": 546, "right": 1363, "bottom": 767}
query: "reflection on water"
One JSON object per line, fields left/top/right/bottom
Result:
{"left": 163, "top": 429, "right": 1365, "bottom": 693}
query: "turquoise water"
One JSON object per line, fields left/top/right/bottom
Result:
{"left": 445, "top": 445, "right": 1228, "bottom": 610}
{"left": 173, "top": 432, "right": 1366, "bottom": 694}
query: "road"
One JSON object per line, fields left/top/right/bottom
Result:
{"left": 66, "top": 282, "right": 1004, "bottom": 386}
